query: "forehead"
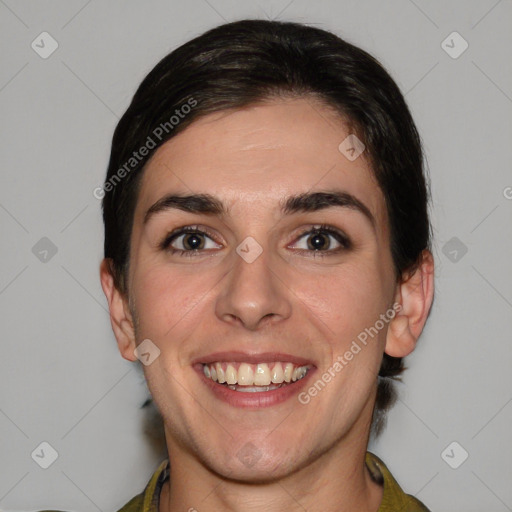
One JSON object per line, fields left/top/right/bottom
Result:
{"left": 135, "top": 98, "right": 387, "bottom": 228}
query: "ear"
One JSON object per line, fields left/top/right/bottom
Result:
{"left": 385, "top": 250, "right": 434, "bottom": 358}
{"left": 99, "top": 259, "right": 137, "bottom": 362}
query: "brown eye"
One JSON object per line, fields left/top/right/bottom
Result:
{"left": 161, "top": 226, "right": 222, "bottom": 255}
{"left": 290, "top": 225, "right": 351, "bottom": 253}
{"left": 306, "top": 232, "right": 332, "bottom": 251}
{"left": 179, "top": 233, "right": 205, "bottom": 250}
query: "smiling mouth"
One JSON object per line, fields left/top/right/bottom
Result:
{"left": 202, "top": 361, "right": 311, "bottom": 392}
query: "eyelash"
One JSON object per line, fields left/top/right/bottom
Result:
{"left": 159, "top": 224, "right": 352, "bottom": 257}
{"left": 159, "top": 225, "right": 219, "bottom": 258}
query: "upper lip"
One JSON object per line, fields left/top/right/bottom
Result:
{"left": 192, "top": 351, "right": 316, "bottom": 367}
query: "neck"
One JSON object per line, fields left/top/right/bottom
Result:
{"left": 159, "top": 410, "right": 383, "bottom": 512}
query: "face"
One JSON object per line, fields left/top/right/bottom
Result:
{"left": 122, "top": 97, "right": 399, "bottom": 480}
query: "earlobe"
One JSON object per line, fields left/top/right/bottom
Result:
{"left": 385, "top": 250, "right": 434, "bottom": 358}
{"left": 99, "top": 259, "right": 137, "bottom": 362}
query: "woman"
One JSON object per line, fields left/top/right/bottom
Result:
{"left": 97, "top": 19, "right": 434, "bottom": 512}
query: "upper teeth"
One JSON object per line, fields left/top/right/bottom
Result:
{"left": 203, "top": 362, "right": 309, "bottom": 385}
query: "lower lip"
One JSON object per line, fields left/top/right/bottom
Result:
{"left": 195, "top": 365, "right": 315, "bottom": 408}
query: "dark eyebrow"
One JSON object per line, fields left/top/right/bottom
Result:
{"left": 144, "top": 193, "right": 225, "bottom": 224}
{"left": 144, "top": 190, "right": 375, "bottom": 229}
{"left": 281, "top": 190, "right": 375, "bottom": 229}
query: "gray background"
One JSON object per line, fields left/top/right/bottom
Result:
{"left": 1, "top": 1, "right": 511, "bottom": 511}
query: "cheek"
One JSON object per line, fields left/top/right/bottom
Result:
{"left": 294, "top": 261, "right": 389, "bottom": 344}
{"left": 131, "top": 262, "right": 211, "bottom": 339}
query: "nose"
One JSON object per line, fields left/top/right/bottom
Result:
{"left": 215, "top": 244, "right": 292, "bottom": 331}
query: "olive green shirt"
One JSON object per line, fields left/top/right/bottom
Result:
{"left": 114, "top": 452, "right": 430, "bottom": 512}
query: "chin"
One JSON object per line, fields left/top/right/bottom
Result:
{"left": 200, "top": 439, "right": 309, "bottom": 484}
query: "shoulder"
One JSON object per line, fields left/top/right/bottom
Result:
{"left": 34, "top": 494, "right": 144, "bottom": 512}
{"left": 115, "top": 493, "right": 144, "bottom": 512}
{"left": 36, "top": 497, "right": 144, "bottom": 512}
{"left": 35, "top": 459, "right": 165, "bottom": 512}
{"left": 116, "top": 458, "right": 169, "bottom": 512}
{"left": 366, "top": 452, "right": 431, "bottom": 512}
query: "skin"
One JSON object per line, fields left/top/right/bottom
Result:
{"left": 100, "top": 97, "right": 434, "bottom": 512}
